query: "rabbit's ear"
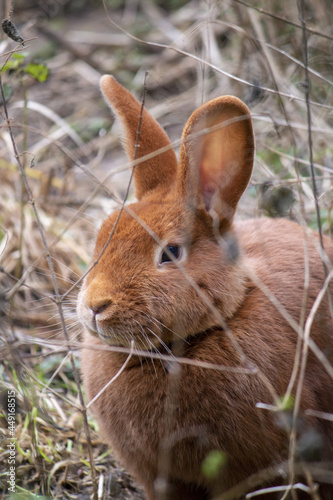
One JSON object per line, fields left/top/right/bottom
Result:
{"left": 178, "top": 96, "right": 254, "bottom": 223}
{"left": 100, "top": 75, "right": 177, "bottom": 200}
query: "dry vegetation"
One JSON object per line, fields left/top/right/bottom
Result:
{"left": 0, "top": 0, "right": 332, "bottom": 498}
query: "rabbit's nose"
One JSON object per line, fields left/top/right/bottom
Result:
{"left": 90, "top": 300, "right": 111, "bottom": 317}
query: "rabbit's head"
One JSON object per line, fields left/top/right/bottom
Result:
{"left": 77, "top": 76, "right": 254, "bottom": 351}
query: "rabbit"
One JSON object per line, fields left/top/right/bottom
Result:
{"left": 78, "top": 75, "right": 333, "bottom": 500}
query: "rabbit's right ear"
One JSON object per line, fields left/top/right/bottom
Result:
{"left": 178, "top": 96, "right": 254, "bottom": 225}
{"left": 100, "top": 76, "right": 177, "bottom": 200}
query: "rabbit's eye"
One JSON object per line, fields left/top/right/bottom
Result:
{"left": 160, "top": 245, "right": 181, "bottom": 264}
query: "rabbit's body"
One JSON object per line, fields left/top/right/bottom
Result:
{"left": 81, "top": 217, "right": 333, "bottom": 499}
{"left": 79, "top": 76, "right": 333, "bottom": 499}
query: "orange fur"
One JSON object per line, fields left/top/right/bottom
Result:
{"left": 79, "top": 76, "right": 333, "bottom": 499}
{"left": 100, "top": 75, "right": 177, "bottom": 200}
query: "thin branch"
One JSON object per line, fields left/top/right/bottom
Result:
{"left": 101, "top": 0, "right": 333, "bottom": 112}
{"left": 86, "top": 341, "right": 134, "bottom": 408}
{"left": 298, "top": 0, "right": 324, "bottom": 250}
{"left": 233, "top": 0, "right": 333, "bottom": 42}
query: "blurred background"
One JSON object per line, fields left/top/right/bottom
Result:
{"left": 0, "top": 0, "right": 332, "bottom": 498}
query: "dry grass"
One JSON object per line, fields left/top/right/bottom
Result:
{"left": 0, "top": 0, "right": 333, "bottom": 498}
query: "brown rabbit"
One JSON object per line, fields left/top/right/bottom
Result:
{"left": 79, "top": 75, "right": 333, "bottom": 500}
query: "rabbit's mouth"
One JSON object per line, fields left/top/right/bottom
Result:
{"left": 87, "top": 323, "right": 167, "bottom": 351}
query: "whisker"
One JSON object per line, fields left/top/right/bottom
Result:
{"left": 141, "top": 311, "right": 189, "bottom": 344}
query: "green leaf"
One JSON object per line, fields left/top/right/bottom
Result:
{"left": 202, "top": 450, "right": 227, "bottom": 479}
{"left": 2, "top": 59, "right": 21, "bottom": 72}
{"left": 15, "top": 439, "right": 31, "bottom": 459}
{"left": 279, "top": 394, "right": 295, "bottom": 411}
{"left": 24, "top": 63, "right": 49, "bottom": 82}
{"left": 1, "top": 52, "right": 28, "bottom": 73}
{"left": 2, "top": 83, "right": 13, "bottom": 101}
{"left": 12, "top": 52, "right": 28, "bottom": 61}
{"left": 80, "top": 458, "right": 91, "bottom": 468}
{"left": 66, "top": 439, "right": 73, "bottom": 452}
{"left": 37, "top": 445, "right": 54, "bottom": 463}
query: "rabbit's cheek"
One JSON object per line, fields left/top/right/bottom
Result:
{"left": 77, "top": 290, "right": 92, "bottom": 330}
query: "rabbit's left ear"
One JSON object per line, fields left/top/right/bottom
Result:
{"left": 178, "top": 96, "right": 254, "bottom": 223}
